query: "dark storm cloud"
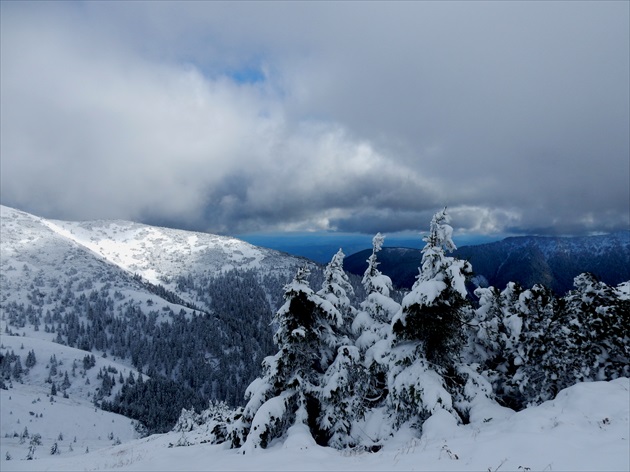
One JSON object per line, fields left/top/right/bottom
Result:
{"left": 1, "top": 1, "right": 628, "bottom": 235}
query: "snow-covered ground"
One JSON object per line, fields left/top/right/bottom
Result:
{"left": 2, "top": 377, "right": 628, "bottom": 471}
{"left": 0, "top": 326, "right": 143, "bottom": 465}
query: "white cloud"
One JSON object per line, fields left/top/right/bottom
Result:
{"left": 1, "top": 1, "right": 628, "bottom": 235}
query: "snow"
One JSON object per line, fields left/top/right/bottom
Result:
{"left": 0, "top": 324, "right": 142, "bottom": 464}
{"left": 45, "top": 215, "right": 275, "bottom": 281}
{"left": 243, "top": 393, "right": 291, "bottom": 452}
{"left": 403, "top": 280, "right": 448, "bottom": 307}
{"left": 617, "top": 281, "right": 630, "bottom": 299}
{"left": 1, "top": 378, "right": 627, "bottom": 470}
{"left": 390, "top": 356, "right": 455, "bottom": 415}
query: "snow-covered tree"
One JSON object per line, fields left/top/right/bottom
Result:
{"left": 464, "top": 284, "right": 516, "bottom": 407}
{"left": 559, "top": 273, "right": 630, "bottom": 385}
{"left": 388, "top": 209, "right": 473, "bottom": 428}
{"left": 25, "top": 350, "right": 36, "bottom": 368}
{"left": 466, "top": 281, "right": 550, "bottom": 409}
{"left": 313, "top": 249, "right": 370, "bottom": 447}
{"left": 465, "top": 286, "right": 504, "bottom": 367}
{"left": 318, "top": 344, "right": 364, "bottom": 448}
{"left": 231, "top": 266, "right": 342, "bottom": 451}
{"left": 514, "top": 284, "right": 562, "bottom": 406}
{"left": 392, "top": 208, "right": 472, "bottom": 365}
{"left": 317, "top": 248, "right": 356, "bottom": 337}
{"left": 352, "top": 234, "right": 400, "bottom": 410}
{"left": 467, "top": 274, "right": 630, "bottom": 410}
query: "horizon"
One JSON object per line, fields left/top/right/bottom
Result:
{"left": 4, "top": 201, "right": 627, "bottom": 264}
{"left": 235, "top": 230, "right": 508, "bottom": 263}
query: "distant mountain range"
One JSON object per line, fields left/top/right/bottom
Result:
{"left": 344, "top": 232, "right": 630, "bottom": 294}
{"left": 237, "top": 231, "right": 502, "bottom": 264}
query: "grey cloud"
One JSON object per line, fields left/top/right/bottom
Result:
{"left": 1, "top": 1, "right": 628, "bottom": 236}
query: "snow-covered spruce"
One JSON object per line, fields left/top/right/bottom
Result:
{"left": 352, "top": 233, "right": 400, "bottom": 415}
{"left": 317, "top": 248, "right": 356, "bottom": 338}
{"left": 190, "top": 209, "right": 630, "bottom": 450}
{"left": 230, "top": 266, "right": 344, "bottom": 451}
{"left": 316, "top": 250, "right": 366, "bottom": 448}
{"left": 465, "top": 272, "right": 630, "bottom": 411}
{"left": 388, "top": 208, "right": 480, "bottom": 429}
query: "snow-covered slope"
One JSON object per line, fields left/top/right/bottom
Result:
{"left": 2, "top": 378, "right": 628, "bottom": 471}
{"left": 0, "top": 327, "right": 142, "bottom": 462}
{"left": 3, "top": 205, "right": 628, "bottom": 471}
{"left": 0, "top": 204, "right": 316, "bottom": 339}
{"left": 0, "top": 205, "right": 319, "bottom": 440}
{"left": 44, "top": 214, "right": 302, "bottom": 284}
{"left": 1, "top": 204, "right": 309, "bottom": 310}
{"left": 1, "top": 206, "right": 142, "bottom": 302}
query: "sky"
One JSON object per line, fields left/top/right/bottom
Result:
{"left": 1, "top": 1, "right": 629, "bottom": 238}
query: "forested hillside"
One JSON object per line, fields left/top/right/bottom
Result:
{"left": 344, "top": 231, "right": 630, "bottom": 292}
{"left": 0, "top": 205, "right": 367, "bottom": 433}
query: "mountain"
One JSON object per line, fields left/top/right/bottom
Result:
{"left": 344, "top": 232, "right": 630, "bottom": 293}
{"left": 1, "top": 206, "right": 628, "bottom": 469}
{"left": 0, "top": 205, "right": 328, "bottom": 433}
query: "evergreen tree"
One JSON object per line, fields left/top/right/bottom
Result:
{"left": 231, "top": 266, "right": 342, "bottom": 451}
{"left": 352, "top": 234, "right": 400, "bottom": 411}
{"left": 318, "top": 345, "right": 363, "bottom": 448}
{"left": 11, "top": 356, "right": 23, "bottom": 380}
{"left": 25, "top": 350, "right": 36, "bottom": 368}
{"left": 466, "top": 281, "right": 533, "bottom": 409}
{"left": 62, "top": 371, "right": 71, "bottom": 391}
{"left": 466, "top": 286, "right": 503, "bottom": 367}
{"left": 392, "top": 209, "right": 471, "bottom": 365}
{"left": 560, "top": 273, "right": 630, "bottom": 385}
{"left": 388, "top": 209, "right": 473, "bottom": 429}
{"left": 317, "top": 249, "right": 356, "bottom": 337}
{"left": 315, "top": 249, "right": 366, "bottom": 447}
{"left": 49, "top": 355, "right": 58, "bottom": 377}
{"left": 514, "top": 284, "right": 561, "bottom": 406}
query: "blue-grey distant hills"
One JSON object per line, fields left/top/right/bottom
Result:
{"left": 344, "top": 231, "right": 630, "bottom": 294}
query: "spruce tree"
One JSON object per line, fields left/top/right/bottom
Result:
{"left": 352, "top": 233, "right": 400, "bottom": 411}
{"left": 62, "top": 371, "right": 71, "bottom": 391}
{"left": 316, "top": 249, "right": 365, "bottom": 447}
{"left": 515, "top": 284, "right": 561, "bottom": 406}
{"left": 317, "top": 249, "right": 356, "bottom": 337}
{"left": 392, "top": 209, "right": 471, "bottom": 365}
{"left": 466, "top": 281, "right": 530, "bottom": 409}
{"left": 560, "top": 273, "right": 630, "bottom": 385}
{"left": 388, "top": 209, "right": 473, "bottom": 429}
{"left": 231, "top": 266, "right": 342, "bottom": 451}
{"left": 25, "top": 350, "right": 36, "bottom": 368}
{"left": 318, "top": 344, "right": 363, "bottom": 448}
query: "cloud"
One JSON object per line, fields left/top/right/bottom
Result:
{"left": 1, "top": 2, "right": 628, "bottom": 236}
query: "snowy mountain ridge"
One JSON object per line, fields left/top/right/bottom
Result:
{"left": 1, "top": 204, "right": 323, "bottom": 432}
{"left": 2, "top": 204, "right": 305, "bottom": 286}
{"left": 1, "top": 204, "right": 315, "bottom": 317}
